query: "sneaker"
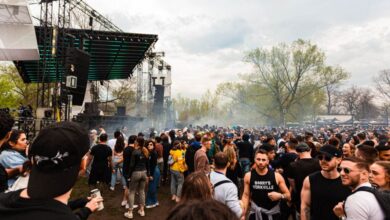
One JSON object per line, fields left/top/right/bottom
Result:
{"left": 121, "top": 200, "right": 128, "bottom": 207}
{"left": 124, "top": 211, "right": 133, "bottom": 219}
{"left": 145, "top": 204, "right": 156, "bottom": 209}
{"left": 155, "top": 202, "right": 159, "bottom": 206}
{"left": 138, "top": 209, "right": 145, "bottom": 217}
{"left": 133, "top": 204, "right": 139, "bottom": 209}
{"left": 125, "top": 204, "right": 129, "bottom": 209}
{"left": 109, "top": 186, "right": 115, "bottom": 191}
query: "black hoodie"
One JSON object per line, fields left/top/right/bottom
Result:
{"left": 0, "top": 189, "right": 78, "bottom": 220}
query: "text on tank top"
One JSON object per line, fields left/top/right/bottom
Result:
{"left": 249, "top": 168, "right": 280, "bottom": 210}
{"left": 309, "top": 171, "right": 351, "bottom": 220}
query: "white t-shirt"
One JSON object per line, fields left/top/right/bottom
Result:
{"left": 107, "top": 138, "right": 116, "bottom": 150}
{"left": 344, "top": 183, "right": 385, "bottom": 220}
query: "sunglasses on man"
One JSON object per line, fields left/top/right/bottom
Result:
{"left": 337, "top": 167, "right": 354, "bottom": 174}
{"left": 317, "top": 154, "right": 333, "bottom": 162}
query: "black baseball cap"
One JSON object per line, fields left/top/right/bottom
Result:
{"left": 318, "top": 144, "right": 342, "bottom": 158}
{"left": 27, "top": 122, "right": 89, "bottom": 199}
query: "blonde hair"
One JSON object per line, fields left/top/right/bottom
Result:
{"left": 223, "top": 147, "right": 236, "bottom": 169}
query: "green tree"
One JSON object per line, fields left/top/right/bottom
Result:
{"left": 216, "top": 82, "right": 272, "bottom": 124}
{"left": 243, "top": 39, "right": 346, "bottom": 125}
{"left": 321, "top": 65, "right": 350, "bottom": 114}
{"left": 0, "top": 73, "right": 19, "bottom": 108}
{"left": 173, "top": 90, "right": 222, "bottom": 124}
{"left": 373, "top": 69, "right": 390, "bottom": 100}
{"left": 111, "top": 79, "right": 136, "bottom": 107}
{"left": 0, "top": 64, "right": 38, "bottom": 109}
{"left": 172, "top": 40, "right": 349, "bottom": 126}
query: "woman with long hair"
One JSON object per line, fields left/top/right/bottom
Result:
{"left": 169, "top": 140, "right": 187, "bottom": 203}
{"left": 180, "top": 171, "right": 213, "bottom": 203}
{"left": 110, "top": 136, "right": 127, "bottom": 191}
{"left": 145, "top": 140, "right": 160, "bottom": 208}
{"left": 223, "top": 146, "right": 242, "bottom": 189}
{"left": 0, "top": 130, "right": 28, "bottom": 188}
{"left": 121, "top": 135, "right": 137, "bottom": 209}
{"left": 125, "top": 137, "right": 150, "bottom": 219}
{"left": 369, "top": 161, "right": 390, "bottom": 191}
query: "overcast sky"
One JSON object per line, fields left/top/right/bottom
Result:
{"left": 47, "top": 1, "right": 390, "bottom": 97}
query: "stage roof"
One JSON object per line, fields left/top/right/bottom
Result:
{"left": 14, "top": 26, "right": 158, "bottom": 83}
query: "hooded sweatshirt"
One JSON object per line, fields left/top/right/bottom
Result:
{"left": 0, "top": 189, "right": 78, "bottom": 220}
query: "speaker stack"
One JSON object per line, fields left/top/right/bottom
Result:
{"left": 153, "top": 85, "right": 165, "bottom": 115}
{"left": 64, "top": 47, "right": 90, "bottom": 105}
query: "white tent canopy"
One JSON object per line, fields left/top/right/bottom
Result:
{"left": 0, "top": 0, "right": 39, "bottom": 61}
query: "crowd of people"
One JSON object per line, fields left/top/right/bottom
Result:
{"left": 0, "top": 110, "right": 389, "bottom": 219}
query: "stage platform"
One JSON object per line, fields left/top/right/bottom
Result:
{"left": 14, "top": 26, "right": 158, "bottom": 83}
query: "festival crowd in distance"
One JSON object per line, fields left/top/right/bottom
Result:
{"left": 0, "top": 110, "right": 389, "bottom": 220}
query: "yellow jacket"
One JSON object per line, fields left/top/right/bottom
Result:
{"left": 169, "top": 149, "right": 187, "bottom": 173}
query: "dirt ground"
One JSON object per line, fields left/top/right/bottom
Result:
{"left": 71, "top": 177, "right": 175, "bottom": 220}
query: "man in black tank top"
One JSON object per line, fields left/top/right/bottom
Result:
{"left": 301, "top": 145, "right": 351, "bottom": 220}
{"left": 242, "top": 149, "right": 291, "bottom": 220}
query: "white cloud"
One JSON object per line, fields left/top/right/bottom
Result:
{"left": 28, "top": 0, "right": 390, "bottom": 98}
{"left": 314, "top": 17, "right": 390, "bottom": 87}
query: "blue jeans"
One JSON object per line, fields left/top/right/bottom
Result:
{"left": 170, "top": 169, "right": 184, "bottom": 197}
{"left": 110, "top": 164, "right": 126, "bottom": 188}
{"left": 146, "top": 167, "right": 160, "bottom": 206}
{"left": 239, "top": 158, "right": 251, "bottom": 174}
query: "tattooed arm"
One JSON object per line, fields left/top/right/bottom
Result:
{"left": 300, "top": 176, "right": 311, "bottom": 220}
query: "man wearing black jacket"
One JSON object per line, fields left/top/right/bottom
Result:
{"left": 185, "top": 133, "right": 202, "bottom": 175}
{"left": 161, "top": 134, "right": 171, "bottom": 184}
{"left": 236, "top": 133, "right": 254, "bottom": 174}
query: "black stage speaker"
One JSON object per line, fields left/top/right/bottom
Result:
{"left": 154, "top": 85, "right": 164, "bottom": 104}
{"left": 153, "top": 85, "right": 164, "bottom": 115}
{"left": 117, "top": 106, "right": 126, "bottom": 116}
{"left": 65, "top": 48, "right": 90, "bottom": 105}
{"left": 84, "top": 102, "right": 99, "bottom": 116}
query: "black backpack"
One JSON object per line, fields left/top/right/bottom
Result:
{"left": 353, "top": 186, "right": 390, "bottom": 220}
